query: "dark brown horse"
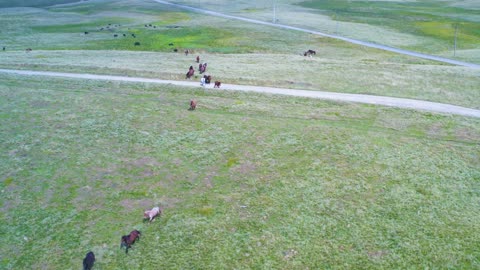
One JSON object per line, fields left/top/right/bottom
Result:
{"left": 186, "top": 66, "right": 195, "bottom": 79}
{"left": 196, "top": 56, "right": 200, "bottom": 63}
{"left": 189, "top": 99, "right": 197, "bottom": 110}
{"left": 199, "top": 63, "right": 207, "bottom": 74}
{"left": 121, "top": 230, "right": 141, "bottom": 254}
{"left": 214, "top": 81, "right": 221, "bottom": 88}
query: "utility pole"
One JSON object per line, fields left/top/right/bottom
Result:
{"left": 454, "top": 23, "right": 458, "bottom": 57}
{"left": 335, "top": 11, "right": 339, "bottom": 34}
{"left": 273, "top": 0, "right": 276, "bottom": 23}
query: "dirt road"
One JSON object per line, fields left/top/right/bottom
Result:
{"left": 1, "top": 68, "right": 479, "bottom": 118}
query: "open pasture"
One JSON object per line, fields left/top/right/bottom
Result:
{"left": 0, "top": 0, "right": 479, "bottom": 109}
{"left": 0, "top": 1, "right": 479, "bottom": 268}
{"left": 172, "top": 0, "right": 480, "bottom": 64}
{"left": 1, "top": 73, "right": 479, "bottom": 269}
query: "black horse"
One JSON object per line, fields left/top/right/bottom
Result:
{"left": 304, "top": 49, "right": 316, "bottom": 57}
{"left": 83, "top": 251, "right": 95, "bottom": 270}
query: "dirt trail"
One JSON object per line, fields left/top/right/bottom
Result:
{"left": 1, "top": 68, "right": 479, "bottom": 118}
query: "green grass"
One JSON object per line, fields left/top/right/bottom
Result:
{"left": 84, "top": 26, "right": 243, "bottom": 53}
{"left": 0, "top": 0, "right": 80, "bottom": 8}
{"left": 0, "top": 1, "right": 479, "bottom": 269}
{"left": 0, "top": 73, "right": 479, "bottom": 269}
{"left": 299, "top": 0, "right": 480, "bottom": 52}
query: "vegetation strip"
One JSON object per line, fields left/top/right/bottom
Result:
{"left": 152, "top": 0, "right": 480, "bottom": 69}
{"left": 1, "top": 68, "right": 479, "bottom": 118}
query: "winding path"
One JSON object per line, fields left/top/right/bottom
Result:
{"left": 152, "top": 0, "right": 480, "bottom": 69}
{"left": 1, "top": 68, "right": 479, "bottom": 118}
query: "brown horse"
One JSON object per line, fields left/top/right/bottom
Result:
{"left": 121, "top": 230, "right": 141, "bottom": 254}
{"left": 214, "top": 81, "right": 221, "bottom": 88}
{"left": 186, "top": 66, "right": 195, "bottom": 79}
{"left": 199, "top": 63, "right": 207, "bottom": 74}
{"left": 189, "top": 99, "right": 197, "bottom": 110}
{"left": 196, "top": 56, "right": 200, "bottom": 63}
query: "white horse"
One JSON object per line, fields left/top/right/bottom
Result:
{"left": 144, "top": 207, "right": 161, "bottom": 222}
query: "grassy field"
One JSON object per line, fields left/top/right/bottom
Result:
{"left": 0, "top": 0, "right": 479, "bottom": 109}
{"left": 1, "top": 49, "right": 480, "bottom": 110}
{"left": 0, "top": 0, "right": 81, "bottom": 8}
{"left": 173, "top": 0, "right": 480, "bottom": 64}
{"left": 1, "top": 1, "right": 479, "bottom": 269}
{"left": 1, "top": 73, "right": 479, "bottom": 269}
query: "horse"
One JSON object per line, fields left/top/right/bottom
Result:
{"left": 144, "top": 206, "right": 161, "bottom": 222}
{"left": 83, "top": 251, "right": 95, "bottom": 270}
{"left": 196, "top": 56, "right": 200, "bottom": 63}
{"left": 214, "top": 81, "right": 221, "bottom": 88}
{"left": 189, "top": 100, "right": 197, "bottom": 110}
{"left": 186, "top": 66, "right": 195, "bottom": 79}
{"left": 304, "top": 49, "right": 316, "bottom": 57}
{"left": 184, "top": 49, "right": 189, "bottom": 56}
{"left": 204, "top": 75, "right": 211, "bottom": 84}
{"left": 121, "top": 230, "right": 141, "bottom": 254}
{"left": 200, "top": 63, "right": 207, "bottom": 74}
{"left": 25, "top": 48, "right": 32, "bottom": 53}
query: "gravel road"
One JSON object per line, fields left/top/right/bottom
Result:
{"left": 1, "top": 68, "right": 479, "bottom": 118}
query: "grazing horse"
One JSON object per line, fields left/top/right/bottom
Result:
{"left": 196, "top": 56, "right": 200, "bottom": 63}
{"left": 144, "top": 206, "right": 161, "bottom": 222}
{"left": 134, "top": 42, "right": 141, "bottom": 46}
{"left": 199, "top": 63, "right": 207, "bottom": 74}
{"left": 203, "top": 75, "right": 211, "bottom": 84}
{"left": 184, "top": 49, "right": 189, "bottom": 56}
{"left": 25, "top": 48, "right": 32, "bottom": 52}
{"left": 304, "top": 49, "right": 316, "bottom": 57}
{"left": 2, "top": 47, "right": 5, "bottom": 51}
{"left": 121, "top": 230, "right": 141, "bottom": 254}
{"left": 189, "top": 99, "right": 197, "bottom": 110}
{"left": 83, "top": 251, "right": 95, "bottom": 270}
{"left": 214, "top": 81, "right": 221, "bottom": 88}
{"left": 186, "top": 67, "right": 195, "bottom": 79}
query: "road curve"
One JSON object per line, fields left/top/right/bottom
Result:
{"left": 152, "top": 0, "right": 480, "bottom": 69}
{"left": 1, "top": 68, "right": 479, "bottom": 118}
